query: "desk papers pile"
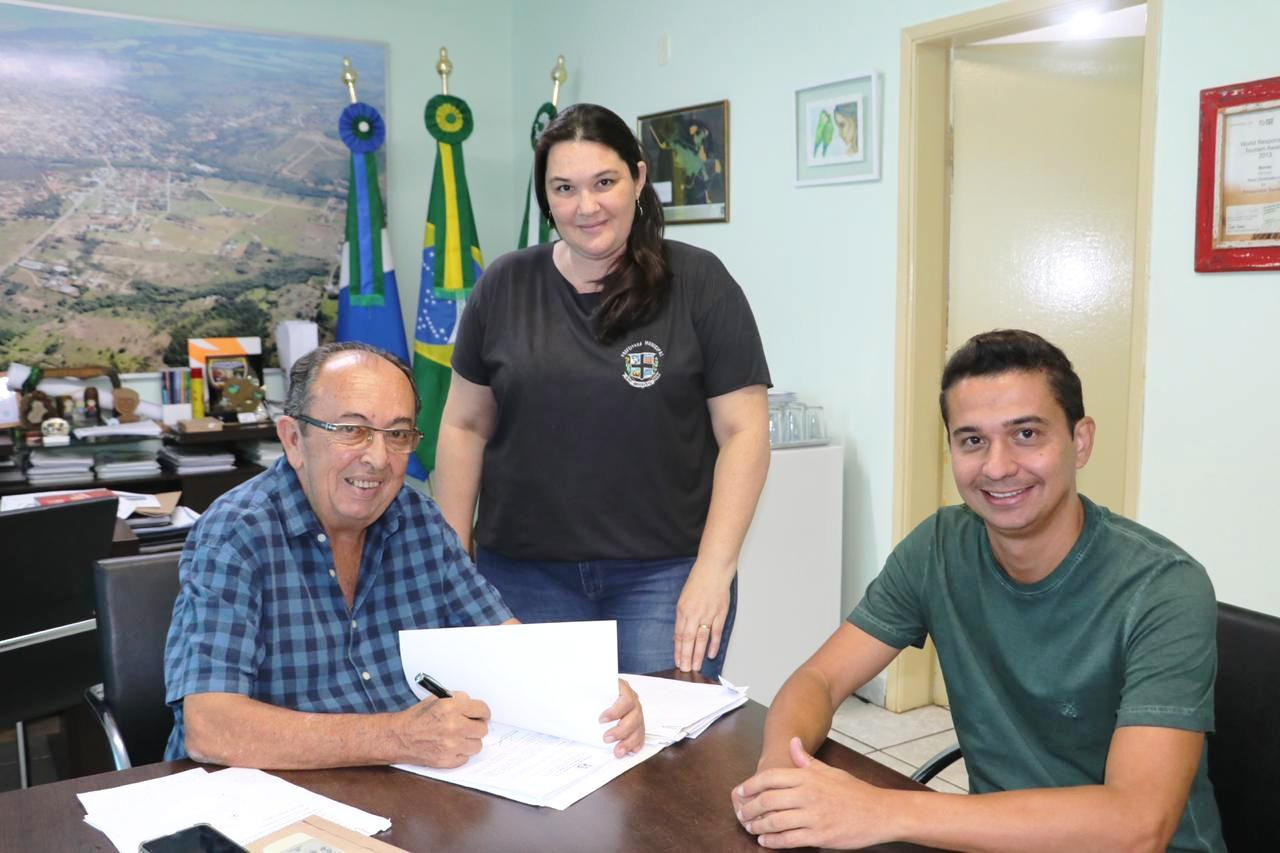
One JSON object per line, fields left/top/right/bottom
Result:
{"left": 393, "top": 621, "right": 747, "bottom": 810}
{"left": 158, "top": 445, "right": 237, "bottom": 474}
{"left": 25, "top": 449, "right": 94, "bottom": 485}
{"left": 78, "top": 766, "right": 391, "bottom": 853}
{"left": 621, "top": 673, "right": 749, "bottom": 745}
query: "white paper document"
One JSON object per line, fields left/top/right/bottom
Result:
{"left": 77, "top": 767, "right": 391, "bottom": 853}
{"left": 396, "top": 722, "right": 662, "bottom": 810}
{"left": 394, "top": 622, "right": 749, "bottom": 809}
{"left": 398, "top": 620, "right": 619, "bottom": 745}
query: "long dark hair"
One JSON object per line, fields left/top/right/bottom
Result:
{"left": 534, "top": 103, "right": 671, "bottom": 344}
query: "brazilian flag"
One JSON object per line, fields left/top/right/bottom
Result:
{"left": 413, "top": 94, "right": 483, "bottom": 474}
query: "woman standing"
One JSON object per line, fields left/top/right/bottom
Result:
{"left": 435, "top": 103, "right": 770, "bottom": 678}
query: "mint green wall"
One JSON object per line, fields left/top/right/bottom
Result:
{"left": 44, "top": 1, "right": 1280, "bottom": 616}
{"left": 508, "top": 0, "right": 993, "bottom": 616}
{"left": 1140, "top": 1, "right": 1280, "bottom": 615}
{"left": 52, "top": 0, "right": 520, "bottom": 346}
{"left": 509, "top": 0, "right": 1280, "bottom": 617}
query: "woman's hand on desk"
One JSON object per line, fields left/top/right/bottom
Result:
{"left": 396, "top": 690, "right": 491, "bottom": 768}
{"left": 600, "top": 678, "right": 646, "bottom": 757}
{"left": 732, "top": 736, "right": 891, "bottom": 850}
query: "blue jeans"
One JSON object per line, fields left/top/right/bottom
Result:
{"left": 475, "top": 548, "right": 738, "bottom": 678}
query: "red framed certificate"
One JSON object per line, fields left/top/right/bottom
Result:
{"left": 1195, "top": 75, "right": 1280, "bottom": 272}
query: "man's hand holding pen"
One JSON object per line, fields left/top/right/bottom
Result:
{"left": 410, "top": 672, "right": 645, "bottom": 762}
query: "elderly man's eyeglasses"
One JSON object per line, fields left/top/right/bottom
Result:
{"left": 295, "top": 414, "right": 423, "bottom": 454}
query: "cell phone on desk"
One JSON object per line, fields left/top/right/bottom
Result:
{"left": 139, "top": 823, "right": 248, "bottom": 853}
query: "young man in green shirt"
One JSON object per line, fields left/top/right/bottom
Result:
{"left": 733, "top": 330, "right": 1225, "bottom": 852}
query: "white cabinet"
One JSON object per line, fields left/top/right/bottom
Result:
{"left": 722, "top": 444, "right": 844, "bottom": 706}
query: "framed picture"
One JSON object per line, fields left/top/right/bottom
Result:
{"left": 794, "top": 72, "right": 881, "bottom": 186}
{"left": 1195, "top": 75, "right": 1280, "bottom": 272}
{"left": 637, "top": 100, "right": 729, "bottom": 223}
{"left": 0, "top": 2, "right": 387, "bottom": 371}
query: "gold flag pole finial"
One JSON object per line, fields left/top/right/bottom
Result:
{"left": 340, "top": 57, "right": 359, "bottom": 104}
{"left": 550, "top": 55, "right": 567, "bottom": 108}
{"left": 436, "top": 47, "right": 452, "bottom": 95}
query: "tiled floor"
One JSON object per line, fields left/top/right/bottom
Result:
{"left": 828, "top": 696, "right": 970, "bottom": 794}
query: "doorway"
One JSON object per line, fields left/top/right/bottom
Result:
{"left": 884, "top": 0, "right": 1160, "bottom": 711}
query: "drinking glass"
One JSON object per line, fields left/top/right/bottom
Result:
{"left": 804, "top": 405, "right": 826, "bottom": 443}
{"left": 781, "top": 403, "right": 806, "bottom": 445}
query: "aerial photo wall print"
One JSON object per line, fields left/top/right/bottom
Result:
{"left": 0, "top": 2, "right": 386, "bottom": 371}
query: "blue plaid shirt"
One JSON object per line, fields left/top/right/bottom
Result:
{"left": 163, "top": 457, "right": 512, "bottom": 760}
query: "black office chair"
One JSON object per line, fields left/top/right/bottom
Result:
{"left": 83, "top": 552, "right": 182, "bottom": 770}
{"left": 911, "top": 742, "right": 962, "bottom": 785}
{"left": 1208, "top": 601, "right": 1280, "bottom": 850}
{"left": 0, "top": 496, "right": 119, "bottom": 787}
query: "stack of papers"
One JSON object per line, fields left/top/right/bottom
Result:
{"left": 73, "top": 419, "right": 164, "bottom": 440}
{"left": 621, "top": 673, "right": 749, "bottom": 745}
{"left": 392, "top": 621, "right": 747, "bottom": 810}
{"left": 26, "top": 449, "right": 95, "bottom": 485}
{"left": 94, "top": 448, "right": 161, "bottom": 480}
{"left": 237, "top": 440, "right": 284, "bottom": 467}
{"left": 158, "top": 445, "right": 236, "bottom": 474}
{"left": 78, "top": 766, "right": 391, "bottom": 853}
{"left": 129, "top": 505, "right": 201, "bottom": 537}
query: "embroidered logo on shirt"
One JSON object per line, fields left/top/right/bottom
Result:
{"left": 1058, "top": 700, "right": 1080, "bottom": 719}
{"left": 620, "top": 340, "right": 664, "bottom": 388}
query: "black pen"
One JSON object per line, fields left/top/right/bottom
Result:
{"left": 415, "top": 671, "right": 452, "bottom": 699}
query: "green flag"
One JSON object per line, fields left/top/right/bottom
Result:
{"left": 518, "top": 102, "right": 558, "bottom": 248}
{"left": 413, "top": 93, "right": 483, "bottom": 475}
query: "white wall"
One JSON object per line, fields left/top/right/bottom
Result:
{"left": 1139, "top": 1, "right": 1280, "bottom": 614}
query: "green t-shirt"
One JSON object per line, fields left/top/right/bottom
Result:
{"left": 850, "top": 496, "right": 1224, "bottom": 852}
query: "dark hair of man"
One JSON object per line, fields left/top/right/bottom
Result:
{"left": 534, "top": 103, "right": 671, "bottom": 345}
{"left": 939, "top": 329, "right": 1085, "bottom": 431}
{"left": 284, "top": 341, "right": 420, "bottom": 422}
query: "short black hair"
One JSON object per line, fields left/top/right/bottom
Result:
{"left": 939, "top": 329, "right": 1084, "bottom": 430}
{"left": 284, "top": 341, "right": 419, "bottom": 421}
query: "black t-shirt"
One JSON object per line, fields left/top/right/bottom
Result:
{"left": 452, "top": 240, "right": 771, "bottom": 561}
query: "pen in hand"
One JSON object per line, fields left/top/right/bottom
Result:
{"left": 415, "top": 672, "right": 453, "bottom": 699}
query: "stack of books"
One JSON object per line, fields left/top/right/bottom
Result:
{"left": 158, "top": 445, "right": 236, "bottom": 475}
{"left": 26, "top": 449, "right": 96, "bottom": 485}
{"left": 94, "top": 448, "right": 162, "bottom": 481}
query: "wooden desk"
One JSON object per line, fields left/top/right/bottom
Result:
{"left": 0, "top": 698, "right": 936, "bottom": 852}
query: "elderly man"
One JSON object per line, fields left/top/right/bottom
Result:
{"left": 733, "top": 330, "right": 1225, "bottom": 852}
{"left": 164, "top": 342, "right": 642, "bottom": 768}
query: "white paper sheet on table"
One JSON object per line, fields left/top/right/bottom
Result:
{"left": 398, "top": 620, "right": 619, "bottom": 745}
{"left": 395, "top": 722, "right": 663, "bottom": 810}
{"left": 77, "top": 767, "right": 390, "bottom": 853}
